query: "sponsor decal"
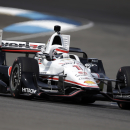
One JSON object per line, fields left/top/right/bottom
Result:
{"left": 78, "top": 71, "right": 87, "bottom": 75}
{"left": 91, "top": 59, "right": 98, "bottom": 63}
{"left": 124, "top": 74, "right": 127, "bottom": 86}
{"left": 60, "top": 59, "right": 71, "bottom": 61}
{"left": 61, "top": 62, "right": 73, "bottom": 66}
{"left": 84, "top": 81, "right": 95, "bottom": 84}
{"left": 85, "top": 63, "right": 97, "bottom": 68}
{"left": 115, "top": 95, "right": 130, "bottom": 98}
{"left": 75, "top": 74, "right": 87, "bottom": 77}
{"left": 22, "top": 88, "right": 37, "bottom": 94}
{"left": 2, "top": 41, "right": 44, "bottom": 50}
{"left": 17, "top": 63, "right": 21, "bottom": 86}
{"left": 75, "top": 73, "right": 88, "bottom": 77}
{"left": 79, "top": 77, "right": 89, "bottom": 80}
{"left": 30, "top": 44, "right": 38, "bottom": 49}
{"left": 40, "top": 72, "right": 47, "bottom": 74}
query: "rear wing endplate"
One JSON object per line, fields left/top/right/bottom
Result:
{"left": 0, "top": 30, "right": 2, "bottom": 47}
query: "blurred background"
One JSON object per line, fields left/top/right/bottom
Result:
{"left": 0, "top": 1, "right": 130, "bottom": 130}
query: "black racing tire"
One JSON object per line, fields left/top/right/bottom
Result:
{"left": 10, "top": 57, "right": 39, "bottom": 98}
{"left": 10, "top": 61, "right": 21, "bottom": 98}
{"left": 116, "top": 66, "right": 130, "bottom": 89}
{"left": 116, "top": 66, "right": 130, "bottom": 109}
{"left": 117, "top": 102, "right": 130, "bottom": 110}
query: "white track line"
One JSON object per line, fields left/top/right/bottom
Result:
{"left": 0, "top": 6, "right": 31, "bottom": 15}
{"left": 11, "top": 20, "right": 77, "bottom": 30}
{"left": 6, "top": 22, "right": 94, "bottom": 40}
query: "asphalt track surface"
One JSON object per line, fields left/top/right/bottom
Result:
{"left": 0, "top": 0, "right": 130, "bottom": 130}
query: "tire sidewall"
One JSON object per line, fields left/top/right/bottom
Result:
{"left": 116, "top": 67, "right": 130, "bottom": 109}
{"left": 116, "top": 67, "right": 130, "bottom": 88}
{"left": 10, "top": 59, "right": 22, "bottom": 98}
{"left": 117, "top": 102, "right": 130, "bottom": 109}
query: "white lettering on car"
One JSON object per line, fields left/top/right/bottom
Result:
{"left": 2, "top": 41, "right": 45, "bottom": 50}
{"left": 85, "top": 63, "right": 97, "bottom": 68}
{"left": 22, "top": 88, "right": 37, "bottom": 94}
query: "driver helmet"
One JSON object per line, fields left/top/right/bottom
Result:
{"left": 52, "top": 47, "right": 69, "bottom": 59}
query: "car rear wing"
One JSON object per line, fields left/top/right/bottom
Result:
{"left": 0, "top": 30, "right": 45, "bottom": 54}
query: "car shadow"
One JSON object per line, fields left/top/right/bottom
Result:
{"left": 0, "top": 93, "right": 129, "bottom": 110}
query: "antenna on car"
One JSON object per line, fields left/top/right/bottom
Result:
{"left": 54, "top": 25, "right": 61, "bottom": 34}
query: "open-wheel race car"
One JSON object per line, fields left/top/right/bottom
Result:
{"left": 0, "top": 26, "right": 130, "bottom": 109}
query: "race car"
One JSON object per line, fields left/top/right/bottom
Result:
{"left": 0, "top": 26, "right": 130, "bottom": 109}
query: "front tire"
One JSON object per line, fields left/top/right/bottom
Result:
{"left": 10, "top": 57, "right": 39, "bottom": 98}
